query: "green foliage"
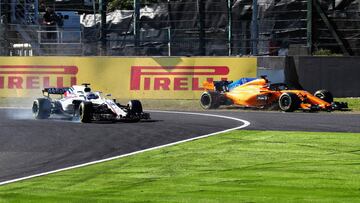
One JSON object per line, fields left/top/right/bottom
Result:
{"left": 1, "top": 130, "right": 360, "bottom": 202}
{"left": 108, "top": 0, "right": 134, "bottom": 11}
{"left": 107, "top": 0, "right": 161, "bottom": 11}
{"left": 313, "top": 48, "right": 332, "bottom": 55}
{"left": 313, "top": 48, "right": 342, "bottom": 56}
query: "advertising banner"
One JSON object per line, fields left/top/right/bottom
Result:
{"left": 0, "top": 57, "right": 256, "bottom": 99}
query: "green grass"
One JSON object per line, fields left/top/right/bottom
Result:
{"left": 337, "top": 97, "right": 360, "bottom": 112}
{"left": 1, "top": 130, "right": 360, "bottom": 202}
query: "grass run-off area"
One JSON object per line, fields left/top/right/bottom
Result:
{"left": 0, "top": 130, "right": 360, "bottom": 202}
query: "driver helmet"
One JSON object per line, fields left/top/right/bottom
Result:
{"left": 86, "top": 92, "right": 99, "bottom": 100}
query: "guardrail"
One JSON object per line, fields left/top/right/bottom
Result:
{"left": 37, "top": 30, "right": 82, "bottom": 45}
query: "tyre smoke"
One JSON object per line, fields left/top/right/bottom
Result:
{"left": 1, "top": 97, "right": 35, "bottom": 120}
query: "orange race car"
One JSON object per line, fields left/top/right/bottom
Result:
{"left": 200, "top": 76, "right": 348, "bottom": 112}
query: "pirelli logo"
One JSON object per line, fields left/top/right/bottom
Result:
{"left": 0, "top": 65, "right": 78, "bottom": 89}
{"left": 130, "top": 66, "right": 229, "bottom": 91}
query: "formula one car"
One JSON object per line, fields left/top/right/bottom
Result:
{"left": 200, "top": 76, "right": 348, "bottom": 112}
{"left": 32, "top": 84, "right": 150, "bottom": 123}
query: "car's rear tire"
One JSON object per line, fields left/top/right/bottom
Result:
{"left": 79, "top": 101, "right": 93, "bottom": 123}
{"left": 32, "top": 98, "right": 51, "bottom": 119}
{"left": 279, "top": 92, "right": 300, "bottom": 112}
{"left": 200, "top": 91, "right": 221, "bottom": 109}
{"left": 314, "top": 89, "right": 333, "bottom": 103}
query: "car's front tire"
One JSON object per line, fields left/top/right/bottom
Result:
{"left": 79, "top": 102, "right": 93, "bottom": 123}
{"left": 32, "top": 98, "right": 51, "bottom": 119}
{"left": 127, "top": 100, "right": 143, "bottom": 122}
{"left": 128, "top": 100, "right": 143, "bottom": 114}
{"left": 314, "top": 89, "right": 333, "bottom": 103}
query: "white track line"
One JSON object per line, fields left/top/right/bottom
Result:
{"left": 0, "top": 110, "right": 250, "bottom": 186}
{"left": 0, "top": 107, "right": 30, "bottom": 109}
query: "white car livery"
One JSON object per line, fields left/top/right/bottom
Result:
{"left": 32, "top": 84, "right": 150, "bottom": 123}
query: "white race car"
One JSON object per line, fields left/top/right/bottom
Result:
{"left": 32, "top": 84, "right": 150, "bottom": 123}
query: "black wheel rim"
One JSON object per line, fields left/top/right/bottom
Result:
{"left": 201, "top": 94, "right": 211, "bottom": 107}
{"left": 32, "top": 102, "right": 38, "bottom": 114}
{"left": 316, "top": 93, "right": 325, "bottom": 100}
{"left": 281, "top": 96, "right": 291, "bottom": 108}
{"left": 79, "top": 105, "right": 84, "bottom": 120}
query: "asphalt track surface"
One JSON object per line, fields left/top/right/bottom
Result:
{"left": 0, "top": 108, "right": 359, "bottom": 184}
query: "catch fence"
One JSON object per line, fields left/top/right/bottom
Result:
{"left": 0, "top": 0, "right": 359, "bottom": 56}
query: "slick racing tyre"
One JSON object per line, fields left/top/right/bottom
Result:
{"left": 127, "top": 100, "right": 143, "bottom": 122}
{"left": 79, "top": 101, "right": 93, "bottom": 123}
{"left": 200, "top": 91, "right": 221, "bottom": 109}
{"left": 128, "top": 100, "right": 143, "bottom": 114}
{"left": 314, "top": 89, "right": 333, "bottom": 103}
{"left": 279, "top": 92, "right": 300, "bottom": 112}
{"left": 32, "top": 98, "right": 51, "bottom": 119}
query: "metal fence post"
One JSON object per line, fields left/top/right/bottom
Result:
{"left": 34, "top": 0, "right": 39, "bottom": 23}
{"left": 197, "top": 0, "right": 205, "bottom": 56}
{"left": 227, "top": 0, "right": 232, "bottom": 56}
{"left": 307, "top": 0, "right": 313, "bottom": 55}
{"left": 251, "top": 0, "right": 258, "bottom": 55}
{"left": 134, "top": 0, "right": 140, "bottom": 55}
{"left": 99, "top": 0, "right": 107, "bottom": 56}
{"left": 11, "top": 0, "right": 16, "bottom": 23}
{"left": 167, "top": 0, "right": 172, "bottom": 56}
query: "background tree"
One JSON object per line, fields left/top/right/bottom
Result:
{"left": 107, "top": 0, "right": 161, "bottom": 11}
{"left": 108, "top": 0, "right": 133, "bottom": 11}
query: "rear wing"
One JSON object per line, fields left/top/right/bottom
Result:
{"left": 42, "top": 87, "right": 70, "bottom": 97}
{"left": 203, "top": 80, "right": 233, "bottom": 92}
{"left": 203, "top": 78, "right": 257, "bottom": 92}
